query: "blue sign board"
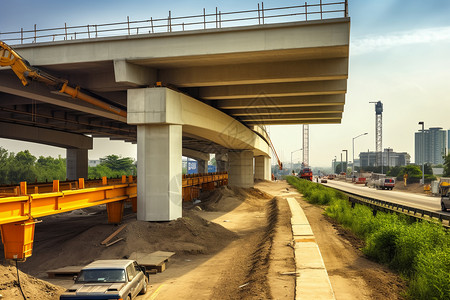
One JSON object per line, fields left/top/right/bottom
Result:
{"left": 208, "top": 165, "right": 216, "bottom": 173}
{"left": 187, "top": 161, "right": 198, "bottom": 174}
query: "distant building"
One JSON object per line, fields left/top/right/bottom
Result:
{"left": 415, "top": 127, "right": 446, "bottom": 165}
{"left": 359, "top": 148, "right": 410, "bottom": 168}
{"left": 448, "top": 130, "right": 450, "bottom": 155}
{"left": 88, "top": 159, "right": 100, "bottom": 167}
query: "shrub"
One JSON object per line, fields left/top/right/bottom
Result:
{"left": 286, "top": 176, "right": 450, "bottom": 299}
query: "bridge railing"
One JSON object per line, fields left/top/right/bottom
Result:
{"left": 0, "top": 1, "right": 348, "bottom": 45}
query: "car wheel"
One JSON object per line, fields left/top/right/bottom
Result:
{"left": 139, "top": 277, "right": 148, "bottom": 294}
{"left": 442, "top": 201, "right": 447, "bottom": 212}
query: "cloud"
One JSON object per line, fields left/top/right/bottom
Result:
{"left": 351, "top": 26, "right": 450, "bottom": 55}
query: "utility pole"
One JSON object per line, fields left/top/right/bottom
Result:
{"left": 342, "top": 149, "right": 348, "bottom": 175}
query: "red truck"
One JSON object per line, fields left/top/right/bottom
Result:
{"left": 299, "top": 168, "right": 313, "bottom": 181}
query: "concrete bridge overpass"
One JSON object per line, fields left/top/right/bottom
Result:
{"left": 0, "top": 5, "right": 349, "bottom": 220}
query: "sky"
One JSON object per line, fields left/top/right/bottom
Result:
{"left": 1, "top": 0, "right": 450, "bottom": 168}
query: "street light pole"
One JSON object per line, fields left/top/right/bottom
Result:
{"left": 342, "top": 149, "right": 348, "bottom": 176}
{"left": 419, "top": 121, "right": 424, "bottom": 184}
{"left": 352, "top": 133, "right": 368, "bottom": 177}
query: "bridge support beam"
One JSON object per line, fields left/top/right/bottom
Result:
{"left": 255, "top": 156, "right": 271, "bottom": 181}
{"left": 197, "top": 159, "right": 208, "bottom": 173}
{"left": 215, "top": 153, "right": 228, "bottom": 172}
{"left": 228, "top": 150, "right": 253, "bottom": 188}
{"left": 66, "top": 149, "right": 88, "bottom": 180}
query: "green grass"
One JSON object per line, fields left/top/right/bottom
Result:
{"left": 286, "top": 176, "right": 450, "bottom": 300}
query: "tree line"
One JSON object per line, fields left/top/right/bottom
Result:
{"left": 0, "top": 147, "right": 136, "bottom": 185}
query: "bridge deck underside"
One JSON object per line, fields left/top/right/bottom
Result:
{"left": 0, "top": 18, "right": 349, "bottom": 147}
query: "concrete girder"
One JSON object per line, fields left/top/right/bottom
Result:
{"left": 239, "top": 113, "right": 343, "bottom": 122}
{"left": 244, "top": 119, "right": 341, "bottom": 125}
{"left": 227, "top": 105, "right": 344, "bottom": 116}
{"left": 199, "top": 80, "right": 347, "bottom": 100}
{"left": 0, "top": 121, "right": 93, "bottom": 150}
{"left": 0, "top": 71, "right": 126, "bottom": 122}
{"left": 182, "top": 148, "right": 210, "bottom": 162}
{"left": 159, "top": 58, "right": 348, "bottom": 87}
{"left": 215, "top": 94, "right": 345, "bottom": 109}
{"left": 127, "top": 87, "right": 270, "bottom": 157}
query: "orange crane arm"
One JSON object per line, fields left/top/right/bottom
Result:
{"left": 266, "top": 131, "right": 283, "bottom": 170}
{"left": 0, "top": 41, "right": 127, "bottom": 118}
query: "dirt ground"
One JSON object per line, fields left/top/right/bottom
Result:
{"left": 0, "top": 180, "right": 405, "bottom": 299}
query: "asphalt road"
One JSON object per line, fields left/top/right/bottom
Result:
{"left": 322, "top": 179, "right": 449, "bottom": 216}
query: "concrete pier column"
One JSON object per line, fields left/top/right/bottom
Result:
{"left": 255, "top": 155, "right": 271, "bottom": 181}
{"left": 128, "top": 87, "right": 183, "bottom": 221}
{"left": 215, "top": 153, "right": 228, "bottom": 172}
{"left": 136, "top": 124, "right": 182, "bottom": 221}
{"left": 197, "top": 159, "right": 208, "bottom": 174}
{"left": 228, "top": 150, "right": 254, "bottom": 188}
{"left": 66, "top": 149, "right": 88, "bottom": 180}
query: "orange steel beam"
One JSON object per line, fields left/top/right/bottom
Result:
{"left": 0, "top": 176, "right": 137, "bottom": 195}
{"left": 0, "top": 172, "right": 226, "bottom": 260}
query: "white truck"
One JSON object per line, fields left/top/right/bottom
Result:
{"left": 368, "top": 173, "right": 396, "bottom": 190}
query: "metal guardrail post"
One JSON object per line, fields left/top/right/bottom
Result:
{"left": 216, "top": 7, "right": 218, "bottom": 28}
{"left": 345, "top": 0, "right": 349, "bottom": 17}
{"left": 258, "top": 3, "right": 261, "bottom": 25}
{"left": 320, "top": 0, "right": 323, "bottom": 19}
{"left": 261, "top": 2, "right": 265, "bottom": 24}
{"left": 203, "top": 8, "right": 206, "bottom": 29}
{"left": 305, "top": 2, "right": 308, "bottom": 21}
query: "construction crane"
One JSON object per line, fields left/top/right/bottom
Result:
{"left": 302, "top": 124, "right": 309, "bottom": 167}
{"left": 369, "top": 101, "right": 383, "bottom": 167}
{"left": 0, "top": 41, "right": 126, "bottom": 118}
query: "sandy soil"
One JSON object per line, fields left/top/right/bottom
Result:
{"left": 0, "top": 180, "right": 405, "bottom": 299}
{"left": 255, "top": 180, "right": 406, "bottom": 300}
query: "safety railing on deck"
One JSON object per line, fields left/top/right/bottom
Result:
{"left": 0, "top": 1, "right": 348, "bottom": 45}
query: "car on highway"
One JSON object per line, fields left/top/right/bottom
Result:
{"left": 60, "top": 259, "right": 148, "bottom": 300}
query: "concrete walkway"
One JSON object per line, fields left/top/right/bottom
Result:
{"left": 286, "top": 197, "right": 335, "bottom": 300}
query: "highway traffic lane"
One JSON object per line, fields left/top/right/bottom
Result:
{"left": 322, "top": 180, "right": 445, "bottom": 214}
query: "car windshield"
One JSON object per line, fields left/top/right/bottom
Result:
{"left": 76, "top": 269, "right": 126, "bottom": 283}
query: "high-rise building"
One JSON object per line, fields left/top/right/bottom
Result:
{"left": 415, "top": 127, "right": 446, "bottom": 165}
{"left": 448, "top": 129, "right": 450, "bottom": 156}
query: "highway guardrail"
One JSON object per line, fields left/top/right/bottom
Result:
{"left": 328, "top": 186, "right": 450, "bottom": 229}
